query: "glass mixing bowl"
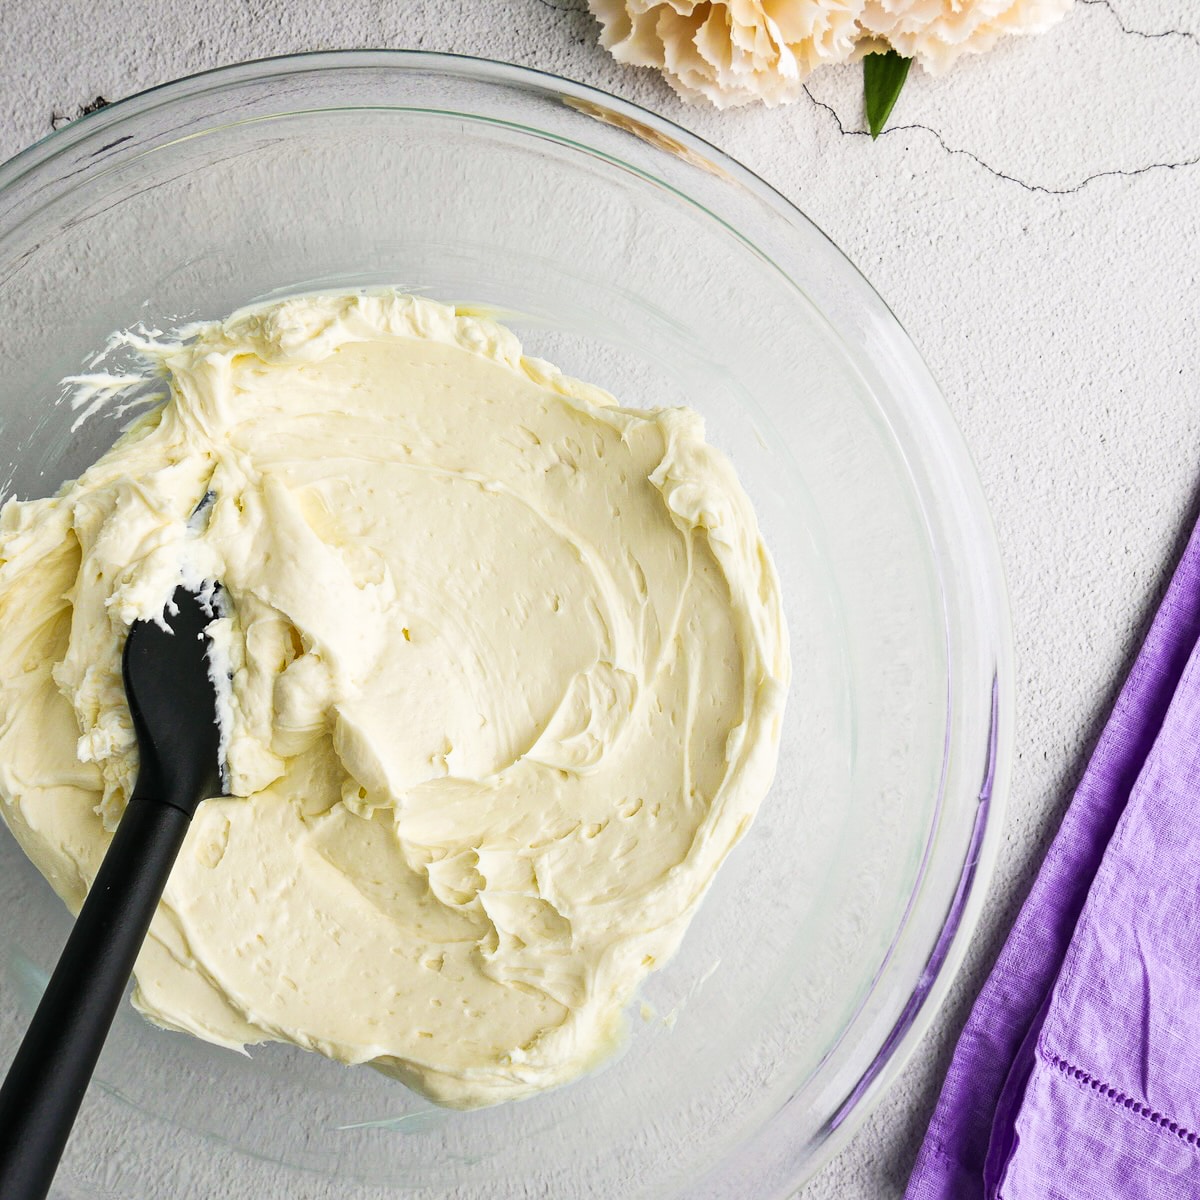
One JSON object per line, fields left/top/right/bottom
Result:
{"left": 0, "top": 52, "right": 1011, "bottom": 1198}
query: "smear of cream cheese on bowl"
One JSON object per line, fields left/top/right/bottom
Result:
{"left": 0, "top": 290, "right": 789, "bottom": 1109}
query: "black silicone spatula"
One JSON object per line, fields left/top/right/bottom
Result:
{"left": 0, "top": 585, "right": 225, "bottom": 1200}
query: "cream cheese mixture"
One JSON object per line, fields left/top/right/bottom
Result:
{"left": 0, "top": 292, "right": 789, "bottom": 1108}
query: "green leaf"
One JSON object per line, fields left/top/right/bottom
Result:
{"left": 863, "top": 51, "right": 912, "bottom": 139}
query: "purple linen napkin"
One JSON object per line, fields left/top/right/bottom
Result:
{"left": 907, "top": 516, "right": 1200, "bottom": 1199}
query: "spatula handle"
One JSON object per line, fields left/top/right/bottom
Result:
{"left": 0, "top": 796, "right": 191, "bottom": 1200}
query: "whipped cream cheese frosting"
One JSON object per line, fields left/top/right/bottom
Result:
{"left": 0, "top": 292, "right": 789, "bottom": 1108}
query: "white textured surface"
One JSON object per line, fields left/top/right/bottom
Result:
{"left": 4, "top": 2, "right": 1200, "bottom": 1197}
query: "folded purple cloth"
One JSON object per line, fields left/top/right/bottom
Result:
{"left": 907, "top": 517, "right": 1200, "bottom": 1199}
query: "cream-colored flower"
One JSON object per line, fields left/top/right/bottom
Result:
{"left": 588, "top": 0, "right": 1073, "bottom": 106}
{"left": 589, "top": 0, "right": 865, "bottom": 108}
{"left": 858, "top": 0, "right": 1074, "bottom": 74}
